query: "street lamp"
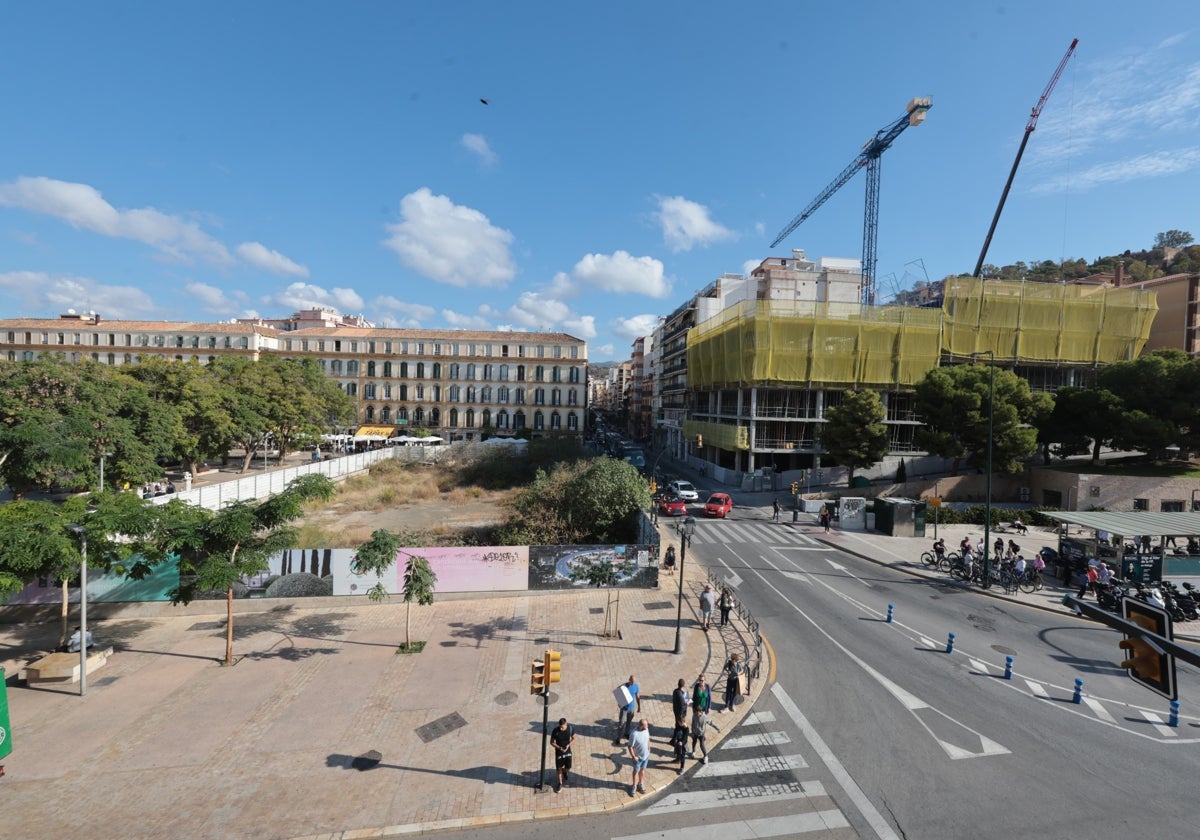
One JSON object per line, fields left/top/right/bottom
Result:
{"left": 970, "top": 351, "right": 996, "bottom": 588}
{"left": 673, "top": 515, "right": 696, "bottom": 654}
{"left": 66, "top": 524, "right": 89, "bottom": 697}
{"left": 98, "top": 450, "right": 112, "bottom": 493}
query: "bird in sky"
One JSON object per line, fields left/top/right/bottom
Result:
{"left": 480, "top": 98, "right": 489, "bottom": 105}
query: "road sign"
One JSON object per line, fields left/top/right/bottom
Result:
{"left": 929, "top": 497, "right": 942, "bottom": 508}
{"left": 1119, "top": 598, "right": 1177, "bottom": 700}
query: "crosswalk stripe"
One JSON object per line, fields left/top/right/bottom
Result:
{"left": 742, "top": 711, "right": 776, "bottom": 726}
{"left": 640, "top": 780, "right": 828, "bottom": 816}
{"left": 1026, "top": 680, "right": 1049, "bottom": 698}
{"left": 1141, "top": 710, "right": 1179, "bottom": 737}
{"left": 969, "top": 659, "right": 989, "bottom": 673}
{"left": 618, "top": 810, "right": 849, "bottom": 839}
{"left": 1083, "top": 697, "right": 1117, "bottom": 724}
{"left": 719, "top": 730, "right": 792, "bottom": 750}
{"left": 694, "top": 753, "right": 809, "bottom": 777}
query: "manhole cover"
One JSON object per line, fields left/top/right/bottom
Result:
{"left": 495, "top": 690, "right": 519, "bottom": 706}
{"left": 644, "top": 601, "right": 675, "bottom": 610}
{"left": 415, "top": 712, "right": 468, "bottom": 743}
{"left": 991, "top": 644, "right": 1018, "bottom": 656}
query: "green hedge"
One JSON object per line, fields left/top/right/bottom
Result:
{"left": 927, "top": 506, "right": 1060, "bottom": 528}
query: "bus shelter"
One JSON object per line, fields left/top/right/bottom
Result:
{"left": 1041, "top": 511, "right": 1200, "bottom": 583}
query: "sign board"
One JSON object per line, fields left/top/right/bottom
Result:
{"left": 928, "top": 497, "right": 942, "bottom": 508}
{"left": 1120, "top": 598, "right": 1177, "bottom": 700}
{"left": 0, "top": 666, "right": 12, "bottom": 760}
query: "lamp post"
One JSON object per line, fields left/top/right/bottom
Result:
{"left": 673, "top": 515, "right": 696, "bottom": 654}
{"left": 98, "top": 450, "right": 112, "bottom": 493}
{"left": 66, "top": 524, "right": 88, "bottom": 697}
{"left": 970, "top": 351, "right": 996, "bottom": 588}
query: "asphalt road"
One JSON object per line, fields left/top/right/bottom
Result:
{"left": 434, "top": 509, "right": 1200, "bottom": 840}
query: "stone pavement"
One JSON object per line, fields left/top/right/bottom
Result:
{"left": 0, "top": 526, "right": 767, "bottom": 840}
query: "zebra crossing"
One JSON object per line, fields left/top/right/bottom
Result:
{"left": 691, "top": 518, "right": 825, "bottom": 550}
{"left": 614, "top": 705, "right": 866, "bottom": 840}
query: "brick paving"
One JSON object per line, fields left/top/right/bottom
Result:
{"left": 0, "top": 536, "right": 766, "bottom": 840}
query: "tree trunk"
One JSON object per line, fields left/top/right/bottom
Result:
{"left": 225, "top": 585, "right": 235, "bottom": 665}
{"left": 239, "top": 449, "right": 255, "bottom": 474}
{"left": 1091, "top": 438, "right": 1103, "bottom": 467}
{"left": 405, "top": 602, "right": 412, "bottom": 649}
{"left": 847, "top": 467, "right": 856, "bottom": 487}
{"left": 60, "top": 579, "right": 70, "bottom": 648}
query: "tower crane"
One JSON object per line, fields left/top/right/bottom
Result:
{"left": 973, "top": 38, "right": 1078, "bottom": 278}
{"left": 771, "top": 97, "right": 932, "bottom": 305}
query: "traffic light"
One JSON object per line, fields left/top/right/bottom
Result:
{"left": 1118, "top": 598, "right": 1176, "bottom": 699}
{"left": 649, "top": 477, "right": 657, "bottom": 495}
{"left": 696, "top": 434, "right": 703, "bottom": 448}
{"left": 790, "top": 481, "right": 799, "bottom": 494}
{"left": 544, "top": 649, "right": 562, "bottom": 686}
{"left": 530, "top": 657, "right": 547, "bottom": 695}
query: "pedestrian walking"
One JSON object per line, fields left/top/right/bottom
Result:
{"left": 614, "top": 674, "right": 641, "bottom": 744}
{"left": 663, "top": 545, "right": 676, "bottom": 575}
{"left": 772, "top": 497, "right": 781, "bottom": 522}
{"left": 698, "top": 584, "right": 716, "bottom": 631}
{"left": 550, "top": 717, "right": 576, "bottom": 792}
{"left": 819, "top": 507, "right": 831, "bottom": 532}
{"left": 718, "top": 586, "right": 734, "bottom": 627}
{"left": 691, "top": 673, "right": 711, "bottom": 714}
{"left": 628, "top": 719, "right": 651, "bottom": 796}
{"left": 689, "top": 707, "right": 711, "bottom": 764}
{"left": 718, "top": 652, "right": 745, "bottom": 712}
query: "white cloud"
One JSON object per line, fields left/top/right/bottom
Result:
{"left": 742, "top": 258, "right": 760, "bottom": 276}
{"left": 553, "top": 250, "right": 670, "bottom": 298}
{"left": 461, "top": 133, "right": 498, "bottom": 166}
{"left": 382, "top": 188, "right": 516, "bottom": 288}
{"left": 442, "top": 309, "right": 492, "bottom": 329}
{"left": 236, "top": 242, "right": 309, "bottom": 277}
{"left": 267, "top": 282, "right": 364, "bottom": 314}
{"left": 562, "top": 314, "right": 597, "bottom": 339}
{"left": 1033, "top": 148, "right": 1200, "bottom": 193}
{"left": 612, "top": 313, "right": 661, "bottom": 342}
{"left": 593, "top": 343, "right": 615, "bottom": 358}
{"left": 186, "top": 281, "right": 238, "bottom": 312}
{"left": 372, "top": 296, "right": 436, "bottom": 322}
{"left": 0, "top": 270, "right": 159, "bottom": 319}
{"left": 0, "top": 176, "right": 233, "bottom": 266}
{"left": 505, "top": 292, "right": 572, "bottom": 329}
{"left": 655, "top": 195, "right": 735, "bottom": 252}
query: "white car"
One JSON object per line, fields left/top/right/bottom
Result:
{"left": 668, "top": 480, "right": 699, "bottom": 502}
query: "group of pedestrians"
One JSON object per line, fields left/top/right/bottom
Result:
{"left": 608, "top": 658, "right": 748, "bottom": 796}
{"left": 698, "top": 583, "right": 735, "bottom": 631}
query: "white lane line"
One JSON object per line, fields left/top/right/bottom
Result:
{"left": 693, "top": 753, "right": 809, "bottom": 778}
{"left": 825, "top": 558, "right": 873, "bottom": 587}
{"left": 1026, "top": 680, "right": 1050, "bottom": 698}
{"left": 774, "top": 684, "right": 901, "bottom": 840}
{"left": 782, "top": 570, "right": 812, "bottom": 584}
{"left": 720, "top": 730, "right": 792, "bottom": 750}
{"left": 640, "top": 781, "right": 827, "bottom": 816}
{"left": 919, "top": 636, "right": 937, "bottom": 649}
{"left": 1141, "top": 710, "right": 1179, "bottom": 737}
{"left": 969, "top": 658, "right": 990, "bottom": 674}
{"left": 742, "top": 710, "right": 776, "bottom": 725}
{"left": 619, "top": 810, "right": 849, "bottom": 840}
{"left": 1083, "top": 697, "right": 1117, "bottom": 724}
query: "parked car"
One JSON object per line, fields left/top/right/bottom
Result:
{"left": 668, "top": 480, "right": 699, "bottom": 501}
{"left": 657, "top": 494, "right": 688, "bottom": 517}
{"left": 704, "top": 493, "right": 733, "bottom": 518}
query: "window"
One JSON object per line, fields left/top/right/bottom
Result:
{"left": 466, "top": 386, "right": 476, "bottom": 403}
{"left": 367, "top": 361, "right": 376, "bottom": 377}
{"left": 482, "top": 409, "right": 491, "bottom": 428}
{"left": 381, "top": 406, "right": 391, "bottom": 420}
{"left": 466, "top": 408, "right": 475, "bottom": 427}
{"left": 416, "top": 362, "right": 425, "bottom": 379}
{"left": 368, "top": 341, "right": 376, "bottom": 354}
{"left": 223, "top": 337, "right": 231, "bottom": 348}
{"left": 364, "top": 384, "right": 377, "bottom": 399}
{"left": 335, "top": 340, "right": 342, "bottom": 351}
{"left": 1161, "top": 500, "right": 1185, "bottom": 512}
{"left": 106, "top": 353, "right": 115, "bottom": 365}
{"left": 383, "top": 384, "right": 392, "bottom": 399}
{"left": 449, "top": 408, "right": 459, "bottom": 427}
{"left": 517, "top": 364, "right": 525, "bottom": 381}
{"left": 518, "top": 344, "right": 525, "bottom": 358}
{"left": 414, "top": 407, "right": 424, "bottom": 424}
{"left": 430, "top": 408, "right": 440, "bottom": 425}
{"left": 433, "top": 343, "right": 441, "bottom": 356}
{"left": 365, "top": 406, "right": 375, "bottom": 420}
{"left": 550, "top": 411, "right": 561, "bottom": 430}
{"left": 535, "top": 365, "right": 544, "bottom": 382}
{"left": 331, "top": 359, "right": 343, "bottom": 374}
{"left": 1133, "top": 498, "right": 1149, "bottom": 511}
{"left": 515, "top": 388, "right": 525, "bottom": 405}
{"left": 483, "top": 364, "right": 493, "bottom": 380}
{"left": 400, "top": 361, "right": 409, "bottom": 378}
{"left": 569, "top": 366, "right": 580, "bottom": 383}
{"left": 431, "top": 385, "right": 440, "bottom": 401}
{"left": 502, "top": 344, "right": 509, "bottom": 357}
{"left": 347, "top": 360, "right": 359, "bottom": 375}
{"left": 239, "top": 337, "right": 249, "bottom": 349}
{"left": 497, "top": 410, "right": 508, "bottom": 428}
{"left": 552, "top": 366, "right": 561, "bottom": 383}
{"left": 432, "top": 362, "right": 441, "bottom": 378}
{"left": 514, "top": 411, "right": 525, "bottom": 429}
{"left": 449, "top": 385, "right": 461, "bottom": 402}
{"left": 416, "top": 385, "right": 425, "bottom": 400}
{"left": 537, "top": 345, "right": 545, "bottom": 358}
{"left": 534, "top": 388, "right": 545, "bottom": 405}
{"left": 480, "top": 386, "right": 492, "bottom": 403}
{"left": 498, "top": 386, "right": 509, "bottom": 404}
{"left": 568, "top": 390, "right": 577, "bottom": 406}
{"left": 534, "top": 410, "right": 545, "bottom": 430}
{"left": 346, "top": 383, "right": 357, "bottom": 396}
{"left": 499, "top": 364, "right": 508, "bottom": 381}
{"left": 383, "top": 361, "right": 392, "bottom": 377}
{"left": 399, "top": 384, "right": 408, "bottom": 400}
{"left": 551, "top": 389, "right": 561, "bottom": 406}
{"left": 466, "top": 363, "right": 475, "bottom": 380}
{"left": 449, "top": 363, "right": 460, "bottom": 379}
{"left": 416, "top": 342, "right": 425, "bottom": 355}
{"left": 567, "top": 412, "right": 578, "bottom": 431}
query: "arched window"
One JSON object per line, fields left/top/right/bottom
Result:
{"left": 398, "top": 407, "right": 408, "bottom": 422}
{"left": 514, "top": 411, "right": 526, "bottom": 429}
{"left": 466, "top": 408, "right": 475, "bottom": 427}
{"left": 497, "top": 410, "right": 508, "bottom": 429}
{"left": 399, "top": 384, "right": 408, "bottom": 400}
{"left": 430, "top": 407, "right": 440, "bottom": 426}
{"left": 400, "top": 361, "right": 409, "bottom": 377}
{"left": 535, "top": 388, "right": 545, "bottom": 405}
{"left": 498, "top": 386, "right": 509, "bottom": 403}
{"left": 466, "top": 386, "right": 476, "bottom": 403}
{"left": 414, "top": 407, "right": 425, "bottom": 425}
{"left": 449, "top": 363, "right": 460, "bottom": 379}
{"left": 466, "top": 363, "right": 476, "bottom": 380}
{"left": 569, "top": 366, "right": 580, "bottom": 383}
{"left": 535, "top": 365, "right": 544, "bottom": 381}
{"left": 483, "top": 364, "right": 493, "bottom": 380}
{"left": 517, "top": 364, "right": 525, "bottom": 381}
{"left": 567, "top": 412, "right": 578, "bottom": 431}
{"left": 432, "top": 362, "right": 441, "bottom": 378}
{"left": 416, "top": 362, "right": 425, "bottom": 378}
{"left": 480, "top": 386, "right": 492, "bottom": 403}
{"left": 482, "top": 409, "right": 491, "bottom": 428}
{"left": 382, "top": 405, "right": 391, "bottom": 420}
{"left": 550, "top": 411, "right": 561, "bottom": 430}
{"left": 367, "top": 361, "right": 376, "bottom": 377}
{"left": 534, "top": 410, "right": 545, "bottom": 430}
{"left": 347, "top": 360, "right": 359, "bottom": 375}
{"left": 499, "top": 364, "right": 509, "bottom": 381}
{"left": 383, "top": 361, "right": 392, "bottom": 377}
{"left": 551, "top": 388, "right": 561, "bottom": 406}
{"left": 449, "top": 385, "right": 461, "bottom": 402}
{"left": 366, "top": 406, "right": 375, "bottom": 420}
{"left": 515, "top": 388, "right": 525, "bottom": 404}
{"left": 552, "top": 366, "right": 561, "bottom": 383}
{"left": 449, "top": 408, "right": 459, "bottom": 427}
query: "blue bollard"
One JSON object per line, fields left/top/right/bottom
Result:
{"left": 1004, "top": 656, "right": 1014, "bottom": 680}
{"left": 1169, "top": 700, "right": 1180, "bottom": 727}
{"left": 945, "top": 632, "right": 955, "bottom": 654}
{"left": 1072, "top": 678, "right": 1084, "bottom": 704}
{"left": 886, "top": 604, "right": 894, "bottom": 623}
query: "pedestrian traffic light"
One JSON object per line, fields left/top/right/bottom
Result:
{"left": 790, "top": 481, "right": 799, "bottom": 494}
{"left": 1118, "top": 598, "right": 1176, "bottom": 699}
{"left": 696, "top": 434, "right": 703, "bottom": 448}
{"left": 530, "top": 657, "right": 547, "bottom": 695}
{"left": 544, "top": 649, "right": 562, "bottom": 686}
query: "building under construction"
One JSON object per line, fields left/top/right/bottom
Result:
{"left": 680, "top": 255, "right": 1158, "bottom": 481}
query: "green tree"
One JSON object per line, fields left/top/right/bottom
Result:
{"left": 128, "top": 357, "right": 236, "bottom": 475}
{"left": 1037, "top": 387, "right": 1125, "bottom": 465}
{"left": 1154, "top": 230, "right": 1194, "bottom": 249}
{"left": 1099, "top": 350, "right": 1197, "bottom": 453}
{"left": 821, "top": 390, "right": 889, "bottom": 487}
{"left": 351, "top": 528, "right": 437, "bottom": 651}
{"left": 914, "top": 364, "right": 1050, "bottom": 475}
{"left": 163, "top": 474, "right": 335, "bottom": 664}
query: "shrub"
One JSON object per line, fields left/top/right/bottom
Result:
{"left": 264, "top": 573, "right": 332, "bottom": 598}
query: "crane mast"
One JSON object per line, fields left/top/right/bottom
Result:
{"left": 973, "top": 38, "right": 1079, "bottom": 278}
{"left": 771, "top": 97, "right": 931, "bottom": 305}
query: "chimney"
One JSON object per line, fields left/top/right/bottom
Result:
{"left": 1114, "top": 260, "right": 1124, "bottom": 287}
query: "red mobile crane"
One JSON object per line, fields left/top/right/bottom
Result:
{"left": 973, "top": 38, "right": 1079, "bottom": 278}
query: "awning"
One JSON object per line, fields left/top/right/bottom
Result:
{"left": 354, "top": 425, "right": 397, "bottom": 438}
{"left": 1042, "top": 511, "right": 1200, "bottom": 537}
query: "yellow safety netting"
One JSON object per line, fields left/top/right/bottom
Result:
{"left": 941, "top": 277, "right": 1157, "bottom": 363}
{"left": 687, "top": 299, "right": 943, "bottom": 389}
{"left": 683, "top": 420, "right": 749, "bottom": 451}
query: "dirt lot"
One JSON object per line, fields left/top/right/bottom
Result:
{"left": 302, "top": 484, "right": 511, "bottom": 545}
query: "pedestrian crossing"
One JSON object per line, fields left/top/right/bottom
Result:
{"left": 692, "top": 519, "right": 825, "bottom": 550}
{"left": 616, "top": 703, "right": 868, "bottom": 840}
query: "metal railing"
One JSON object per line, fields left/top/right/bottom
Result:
{"left": 707, "top": 570, "right": 764, "bottom": 692}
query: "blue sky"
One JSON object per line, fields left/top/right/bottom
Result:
{"left": 1, "top": 2, "right": 1196, "bottom": 361}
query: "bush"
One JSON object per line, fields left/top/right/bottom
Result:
{"left": 264, "top": 573, "right": 332, "bottom": 598}
{"left": 196, "top": 580, "right": 250, "bottom": 600}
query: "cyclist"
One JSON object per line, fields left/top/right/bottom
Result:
{"left": 932, "top": 538, "right": 946, "bottom": 562}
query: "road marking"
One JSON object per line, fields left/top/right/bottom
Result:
{"left": 1026, "top": 680, "right": 1050, "bottom": 698}
{"left": 919, "top": 636, "right": 937, "bottom": 649}
{"left": 1141, "top": 710, "right": 1179, "bottom": 737}
{"left": 743, "top": 710, "right": 776, "bottom": 725}
{"left": 825, "top": 558, "right": 872, "bottom": 587}
{"left": 782, "top": 570, "right": 812, "bottom": 584}
{"left": 969, "top": 658, "right": 989, "bottom": 673}
{"left": 774, "top": 685, "right": 901, "bottom": 840}
{"left": 1083, "top": 697, "right": 1117, "bottom": 724}
{"left": 693, "top": 753, "right": 809, "bottom": 777}
{"left": 620, "top": 810, "right": 849, "bottom": 839}
{"left": 720, "top": 730, "right": 792, "bottom": 750}
{"left": 713, "top": 558, "right": 743, "bottom": 589}
{"left": 640, "top": 781, "right": 828, "bottom": 816}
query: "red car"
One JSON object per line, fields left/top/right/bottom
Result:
{"left": 657, "top": 494, "right": 688, "bottom": 517}
{"left": 704, "top": 493, "right": 733, "bottom": 518}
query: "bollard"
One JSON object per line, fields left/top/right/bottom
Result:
{"left": 1072, "top": 678, "right": 1084, "bottom": 704}
{"left": 1004, "top": 656, "right": 1013, "bottom": 680}
{"left": 1169, "top": 700, "right": 1180, "bottom": 727}
{"left": 886, "top": 604, "right": 894, "bottom": 623}
{"left": 945, "top": 632, "right": 955, "bottom": 654}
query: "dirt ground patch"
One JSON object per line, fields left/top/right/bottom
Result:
{"left": 302, "top": 486, "right": 511, "bottom": 545}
